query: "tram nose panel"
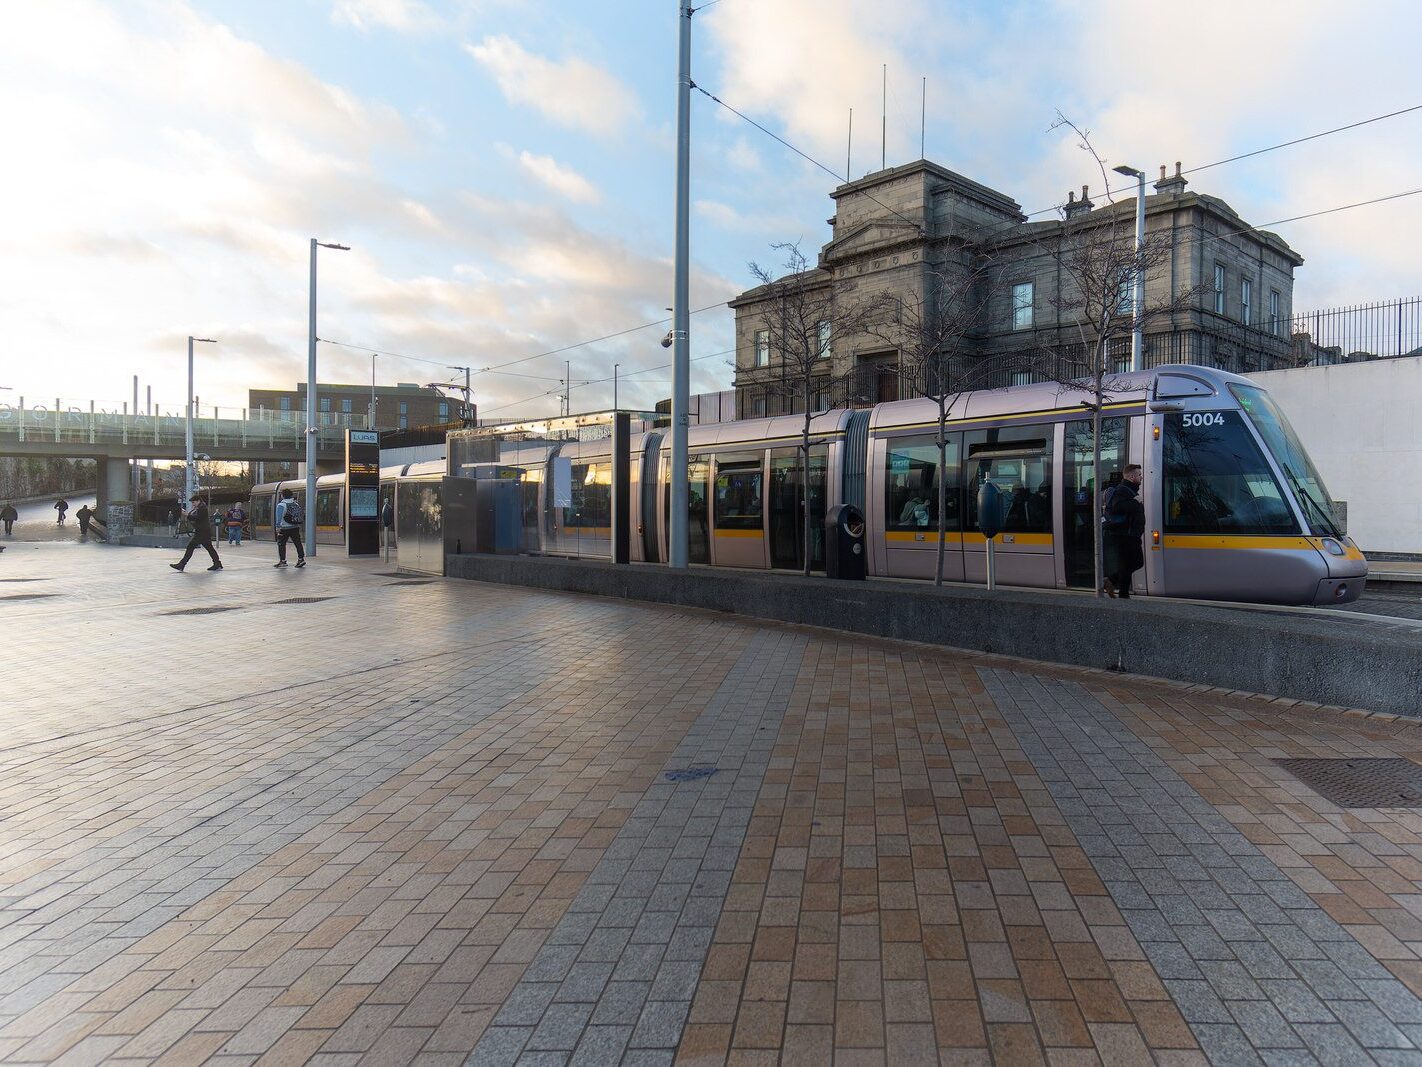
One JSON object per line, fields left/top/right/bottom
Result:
{"left": 1315, "top": 576, "right": 1365, "bottom": 604}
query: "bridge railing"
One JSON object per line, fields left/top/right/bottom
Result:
{"left": 0, "top": 402, "right": 366, "bottom": 451}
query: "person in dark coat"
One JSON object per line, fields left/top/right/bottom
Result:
{"left": 1105, "top": 464, "right": 1146, "bottom": 598}
{"left": 1, "top": 502, "right": 16, "bottom": 536}
{"left": 171, "top": 498, "right": 223, "bottom": 572}
{"left": 54, "top": 498, "right": 68, "bottom": 525}
{"left": 76, "top": 504, "right": 93, "bottom": 539}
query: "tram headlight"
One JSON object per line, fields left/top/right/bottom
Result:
{"left": 1321, "top": 537, "right": 1345, "bottom": 556}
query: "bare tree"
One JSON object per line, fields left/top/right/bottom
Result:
{"left": 872, "top": 258, "right": 1026, "bottom": 585}
{"left": 747, "top": 242, "right": 892, "bottom": 576}
{"left": 1029, "top": 114, "right": 1207, "bottom": 597}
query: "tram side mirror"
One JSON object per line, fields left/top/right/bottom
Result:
{"left": 977, "top": 481, "right": 1005, "bottom": 540}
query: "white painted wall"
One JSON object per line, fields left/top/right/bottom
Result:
{"left": 1252, "top": 356, "right": 1422, "bottom": 554}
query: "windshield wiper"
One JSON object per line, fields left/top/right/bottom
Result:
{"left": 1289, "top": 475, "right": 1340, "bottom": 537}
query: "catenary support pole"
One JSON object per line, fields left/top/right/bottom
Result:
{"left": 1132, "top": 169, "right": 1145, "bottom": 371}
{"left": 669, "top": 0, "right": 692, "bottom": 569}
{"left": 185, "top": 338, "right": 195, "bottom": 505}
{"left": 306, "top": 237, "right": 318, "bottom": 555}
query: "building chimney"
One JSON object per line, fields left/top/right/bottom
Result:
{"left": 1155, "top": 161, "right": 1189, "bottom": 198}
{"left": 1063, "top": 183, "right": 1095, "bottom": 219}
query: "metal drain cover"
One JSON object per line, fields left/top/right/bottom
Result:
{"left": 0, "top": 578, "right": 49, "bottom": 583}
{"left": 389, "top": 579, "right": 433, "bottom": 586}
{"left": 275, "top": 597, "right": 334, "bottom": 605}
{"left": 0, "top": 593, "right": 57, "bottom": 601}
{"left": 161, "top": 605, "right": 245, "bottom": 616}
{"left": 1275, "top": 758, "right": 1422, "bottom": 808}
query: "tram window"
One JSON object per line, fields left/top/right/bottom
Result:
{"left": 963, "top": 424, "right": 1053, "bottom": 534}
{"left": 250, "top": 495, "right": 272, "bottom": 530}
{"left": 884, "top": 434, "right": 960, "bottom": 531}
{"left": 569, "top": 462, "right": 611, "bottom": 530}
{"left": 714, "top": 453, "right": 763, "bottom": 530}
{"left": 316, "top": 487, "right": 342, "bottom": 527}
{"left": 1163, "top": 411, "right": 1297, "bottom": 534}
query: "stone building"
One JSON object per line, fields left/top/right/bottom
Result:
{"left": 730, "top": 159, "right": 1304, "bottom": 417}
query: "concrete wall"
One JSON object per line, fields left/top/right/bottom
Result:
{"left": 445, "top": 555, "right": 1422, "bottom": 718}
{"left": 1253, "top": 355, "right": 1422, "bottom": 554}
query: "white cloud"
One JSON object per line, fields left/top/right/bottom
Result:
{"left": 330, "top": 0, "right": 440, "bottom": 33}
{"left": 727, "top": 137, "right": 761, "bottom": 172}
{"left": 514, "top": 151, "right": 600, "bottom": 204}
{"left": 465, "top": 35, "right": 641, "bottom": 138}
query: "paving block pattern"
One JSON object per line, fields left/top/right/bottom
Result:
{"left": 5, "top": 544, "right": 1422, "bottom": 1065}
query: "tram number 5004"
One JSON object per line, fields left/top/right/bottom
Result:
{"left": 1181, "top": 412, "right": 1225, "bottom": 428}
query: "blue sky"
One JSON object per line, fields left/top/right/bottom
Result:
{"left": 2, "top": 0, "right": 1419, "bottom": 420}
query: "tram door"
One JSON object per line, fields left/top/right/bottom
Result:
{"left": 768, "top": 446, "right": 827, "bottom": 571}
{"left": 663, "top": 456, "right": 710, "bottom": 564}
{"left": 1062, "top": 417, "right": 1128, "bottom": 588}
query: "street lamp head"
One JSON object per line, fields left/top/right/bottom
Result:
{"left": 317, "top": 241, "right": 351, "bottom": 251}
{"left": 192, "top": 337, "right": 217, "bottom": 344}
{"left": 1112, "top": 165, "right": 1144, "bottom": 179}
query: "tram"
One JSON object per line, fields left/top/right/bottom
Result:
{"left": 456, "top": 365, "right": 1364, "bottom": 605}
{"left": 247, "top": 461, "right": 445, "bottom": 547}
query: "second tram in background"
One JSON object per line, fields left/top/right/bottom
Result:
{"left": 248, "top": 460, "right": 445, "bottom": 547}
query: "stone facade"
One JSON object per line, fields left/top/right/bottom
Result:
{"left": 730, "top": 160, "right": 1305, "bottom": 417}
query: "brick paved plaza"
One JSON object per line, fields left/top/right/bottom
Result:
{"left": 5, "top": 541, "right": 1422, "bottom": 1065}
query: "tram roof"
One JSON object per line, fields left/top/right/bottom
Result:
{"left": 869, "top": 364, "right": 1258, "bottom": 431}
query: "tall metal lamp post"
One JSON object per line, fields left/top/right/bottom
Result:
{"left": 1112, "top": 164, "right": 1147, "bottom": 372}
{"left": 668, "top": 0, "right": 693, "bottom": 568}
{"left": 185, "top": 336, "right": 217, "bottom": 506}
{"left": 307, "top": 238, "right": 349, "bottom": 556}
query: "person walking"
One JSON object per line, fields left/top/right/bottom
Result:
{"left": 54, "top": 498, "right": 68, "bottom": 525}
{"left": 224, "top": 503, "right": 247, "bottom": 546}
{"left": 274, "top": 488, "right": 306, "bottom": 568}
{"left": 1104, "top": 463, "right": 1145, "bottom": 598}
{"left": 170, "top": 496, "right": 222, "bottom": 572}
{"left": 75, "top": 504, "right": 93, "bottom": 540}
{"left": 1, "top": 502, "right": 16, "bottom": 537}
{"left": 167, "top": 507, "right": 179, "bottom": 537}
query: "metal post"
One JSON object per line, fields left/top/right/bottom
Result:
{"left": 464, "top": 365, "right": 471, "bottom": 426}
{"left": 614, "top": 364, "right": 619, "bottom": 410}
{"left": 370, "top": 352, "right": 377, "bottom": 429}
{"left": 306, "top": 238, "right": 318, "bottom": 556}
{"left": 185, "top": 338, "right": 195, "bottom": 505}
{"left": 985, "top": 536, "right": 997, "bottom": 591}
{"left": 668, "top": 0, "right": 692, "bottom": 569}
{"left": 146, "top": 386, "right": 152, "bottom": 498}
{"left": 1131, "top": 170, "right": 1146, "bottom": 371}
{"left": 18, "top": 396, "right": 24, "bottom": 443}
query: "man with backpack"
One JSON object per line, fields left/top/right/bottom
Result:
{"left": 1103, "top": 464, "right": 1145, "bottom": 598}
{"left": 274, "top": 488, "right": 306, "bottom": 568}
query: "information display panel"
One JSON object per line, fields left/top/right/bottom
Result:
{"left": 346, "top": 429, "right": 381, "bottom": 555}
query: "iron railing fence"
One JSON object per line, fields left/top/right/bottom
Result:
{"left": 1289, "top": 296, "right": 1422, "bottom": 362}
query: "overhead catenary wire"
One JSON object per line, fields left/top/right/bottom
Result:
{"left": 1021, "top": 101, "right": 1422, "bottom": 219}
{"left": 320, "top": 300, "right": 730, "bottom": 383}
{"left": 692, "top": 83, "right": 927, "bottom": 236}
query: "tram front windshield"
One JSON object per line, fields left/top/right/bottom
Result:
{"left": 1229, "top": 384, "right": 1342, "bottom": 537}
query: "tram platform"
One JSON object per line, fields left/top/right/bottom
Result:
{"left": 7, "top": 542, "right": 1422, "bottom": 1065}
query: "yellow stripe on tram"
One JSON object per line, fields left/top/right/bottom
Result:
{"left": 714, "top": 528, "right": 764, "bottom": 538}
{"left": 1162, "top": 535, "right": 1316, "bottom": 551}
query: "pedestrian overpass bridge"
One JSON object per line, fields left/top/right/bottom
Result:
{"left": 0, "top": 401, "right": 355, "bottom": 516}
